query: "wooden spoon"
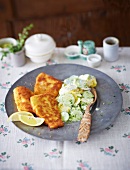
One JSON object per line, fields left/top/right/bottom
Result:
{"left": 77, "top": 88, "right": 97, "bottom": 142}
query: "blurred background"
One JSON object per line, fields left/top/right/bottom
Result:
{"left": 0, "top": 0, "right": 130, "bottom": 47}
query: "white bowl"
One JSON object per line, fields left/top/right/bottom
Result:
{"left": 87, "top": 54, "right": 102, "bottom": 67}
{"left": 0, "top": 37, "right": 17, "bottom": 50}
{"left": 0, "top": 38, "right": 17, "bottom": 60}
{"left": 25, "top": 33, "right": 56, "bottom": 63}
{"left": 26, "top": 50, "right": 54, "bottom": 63}
{"left": 64, "top": 45, "right": 80, "bottom": 59}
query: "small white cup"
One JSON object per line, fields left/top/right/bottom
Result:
{"left": 87, "top": 54, "right": 102, "bottom": 68}
{"left": 103, "top": 37, "right": 119, "bottom": 62}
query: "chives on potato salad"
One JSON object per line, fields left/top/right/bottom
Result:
{"left": 56, "top": 74, "right": 97, "bottom": 122}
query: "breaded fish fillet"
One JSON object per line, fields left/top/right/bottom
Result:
{"left": 13, "top": 86, "right": 34, "bottom": 112}
{"left": 34, "top": 72, "right": 62, "bottom": 97}
{"left": 30, "top": 93, "right": 64, "bottom": 129}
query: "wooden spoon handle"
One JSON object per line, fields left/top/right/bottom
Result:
{"left": 77, "top": 111, "right": 91, "bottom": 142}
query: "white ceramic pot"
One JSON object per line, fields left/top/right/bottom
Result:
{"left": 103, "top": 37, "right": 119, "bottom": 62}
{"left": 10, "top": 48, "right": 26, "bottom": 67}
{"left": 25, "top": 34, "right": 56, "bottom": 63}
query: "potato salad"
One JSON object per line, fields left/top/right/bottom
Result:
{"left": 57, "top": 74, "right": 97, "bottom": 122}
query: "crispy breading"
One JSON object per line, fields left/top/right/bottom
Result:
{"left": 13, "top": 86, "right": 34, "bottom": 112}
{"left": 30, "top": 93, "right": 64, "bottom": 129}
{"left": 34, "top": 72, "right": 62, "bottom": 97}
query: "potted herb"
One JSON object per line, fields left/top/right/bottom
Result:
{"left": 1, "top": 23, "right": 33, "bottom": 67}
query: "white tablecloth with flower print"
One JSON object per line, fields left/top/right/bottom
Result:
{"left": 0, "top": 47, "right": 130, "bottom": 170}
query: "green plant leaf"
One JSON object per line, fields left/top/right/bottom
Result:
{"left": 1, "top": 23, "right": 34, "bottom": 60}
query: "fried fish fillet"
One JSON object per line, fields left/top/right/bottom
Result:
{"left": 13, "top": 86, "right": 34, "bottom": 112}
{"left": 30, "top": 93, "right": 64, "bottom": 129}
{"left": 34, "top": 72, "right": 62, "bottom": 97}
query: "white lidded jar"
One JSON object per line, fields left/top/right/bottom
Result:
{"left": 25, "top": 34, "right": 56, "bottom": 63}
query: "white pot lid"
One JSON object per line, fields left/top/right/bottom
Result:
{"left": 25, "top": 34, "right": 56, "bottom": 55}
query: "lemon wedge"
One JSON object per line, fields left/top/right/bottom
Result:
{"left": 8, "top": 111, "right": 34, "bottom": 122}
{"left": 19, "top": 115, "right": 45, "bottom": 126}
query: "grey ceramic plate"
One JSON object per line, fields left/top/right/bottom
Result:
{"left": 5, "top": 64, "right": 122, "bottom": 141}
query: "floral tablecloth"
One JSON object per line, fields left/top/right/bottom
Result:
{"left": 0, "top": 47, "right": 130, "bottom": 170}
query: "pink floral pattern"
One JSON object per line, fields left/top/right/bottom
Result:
{"left": 0, "top": 82, "right": 11, "bottom": 89}
{"left": 119, "top": 83, "right": 130, "bottom": 93}
{"left": 22, "top": 163, "right": 33, "bottom": 170}
{"left": 123, "top": 132, "right": 130, "bottom": 139}
{"left": 77, "top": 160, "right": 92, "bottom": 170}
{"left": 100, "top": 146, "right": 119, "bottom": 156}
{"left": 111, "top": 65, "right": 126, "bottom": 72}
{"left": 44, "top": 148, "right": 62, "bottom": 158}
{"left": 17, "top": 137, "right": 35, "bottom": 148}
{"left": 0, "top": 152, "right": 10, "bottom": 162}
{"left": 0, "top": 102, "right": 5, "bottom": 112}
{"left": 0, "top": 125, "right": 10, "bottom": 136}
{"left": 1, "top": 62, "right": 12, "bottom": 70}
{"left": 46, "top": 59, "right": 57, "bottom": 65}
{"left": 121, "top": 107, "right": 130, "bottom": 115}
